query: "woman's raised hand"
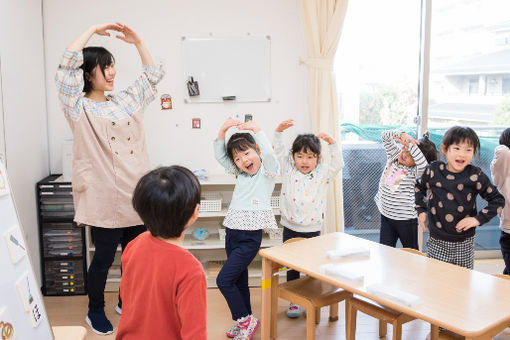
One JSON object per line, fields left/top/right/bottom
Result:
{"left": 94, "top": 23, "right": 123, "bottom": 37}
{"left": 115, "top": 23, "right": 142, "bottom": 45}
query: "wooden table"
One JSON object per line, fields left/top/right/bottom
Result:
{"left": 259, "top": 232, "right": 510, "bottom": 340}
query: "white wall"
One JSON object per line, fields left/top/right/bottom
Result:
{"left": 43, "top": 0, "right": 310, "bottom": 174}
{"left": 0, "top": 0, "right": 50, "bottom": 281}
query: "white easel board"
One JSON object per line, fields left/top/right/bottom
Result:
{"left": 182, "top": 36, "right": 271, "bottom": 103}
{"left": 0, "top": 163, "right": 53, "bottom": 339}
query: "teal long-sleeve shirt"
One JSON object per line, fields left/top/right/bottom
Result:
{"left": 214, "top": 131, "right": 279, "bottom": 211}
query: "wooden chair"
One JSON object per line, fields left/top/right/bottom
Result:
{"left": 272, "top": 237, "right": 353, "bottom": 340}
{"left": 348, "top": 247, "right": 426, "bottom": 340}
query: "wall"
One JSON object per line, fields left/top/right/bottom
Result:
{"left": 43, "top": 0, "right": 310, "bottom": 175}
{"left": 0, "top": 0, "right": 50, "bottom": 281}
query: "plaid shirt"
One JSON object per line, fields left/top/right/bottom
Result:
{"left": 55, "top": 49, "right": 165, "bottom": 228}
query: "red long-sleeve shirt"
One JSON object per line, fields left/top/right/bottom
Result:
{"left": 116, "top": 232, "right": 207, "bottom": 340}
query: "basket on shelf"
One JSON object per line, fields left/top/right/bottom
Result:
{"left": 271, "top": 192, "right": 281, "bottom": 209}
{"left": 199, "top": 193, "right": 222, "bottom": 212}
{"left": 268, "top": 227, "right": 283, "bottom": 240}
{"left": 218, "top": 228, "right": 226, "bottom": 241}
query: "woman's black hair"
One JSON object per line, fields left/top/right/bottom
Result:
{"left": 291, "top": 134, "right": 321, "bottom": 156}
{"left": 417, "top": 132, "right": 438, "bottom": 163}
{"left": 132, "top": 166, "right": 201, "bottom": 239}
{"left": 499, "top": 128, "right": 510, "bottom": 149}
{"left": 226, "top": 133, "right": 257, "bottom": 163}
{"left": 80, "top": 46, "right": 115, "bottom": 93}
{"left": 442, "top": 126, "right": 480, "bottom": 155}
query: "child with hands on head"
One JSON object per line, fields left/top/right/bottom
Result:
{"left": 273, "top": 119, "right": 343, "bottom": 318}
{"left": 375, "top": 130, "right": 437, "bottom": 250}
{"left": 214, "top": 118, "right": 280, "bottom": 340}
{"left": 490, "top": 128, "right": 510, "bottom": 274}
{"left": 416, "top": 126, "right": 505, "bottom": 269}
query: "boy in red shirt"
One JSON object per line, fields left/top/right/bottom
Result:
{"left": 116, "top": 166, "right": 207, "bottom": 339}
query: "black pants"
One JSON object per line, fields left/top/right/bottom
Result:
{"left": 282, "top": 227, "right": 321, "bottom": 281}
{"left": 500, "top": 231, "right": 510, "bottom": 275}
{"left": 87, "top": 225, "right": 146, "bottom": 312}
{"left": 379, "top": 215, "right": 418, "bottom": 250}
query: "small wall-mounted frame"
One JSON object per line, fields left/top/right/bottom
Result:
{"left": 192, "top": 118, "right": 201, "bottom": 129}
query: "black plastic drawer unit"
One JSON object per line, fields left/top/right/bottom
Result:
{"left": 37, "top": 175, "right": 87, "bottom": 296}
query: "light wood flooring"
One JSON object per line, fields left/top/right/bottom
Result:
{"left": 44, "top": 259, "right": 510, "bottom": 340}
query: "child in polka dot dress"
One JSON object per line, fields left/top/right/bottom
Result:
{"left": 415, "top": 126, "right": 505, "bottom": 269}
{"left": 273, "top": 119, "right": 343, "bottom": 318}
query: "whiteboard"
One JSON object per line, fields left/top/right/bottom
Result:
{"left": 182, "top": 36, "right": 271, "bottom": 103}
{"left": 0, "top": 163, "right": 53, "bottom": 339}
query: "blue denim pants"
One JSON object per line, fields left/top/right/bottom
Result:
{"left": 282, "top": 227, "right": 320, "bottom": 281}
{"left": 87, "top": 225, "right": 146, "bottom": 312}
{"left": 216, "top": 228, "right": 262, "bottom": 320}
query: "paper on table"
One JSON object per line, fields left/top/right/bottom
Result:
{"left": 320, "top": 263, "right": 364, "bottom": 283}
{"left": 366, "top": 283, "right": 420, "bottom": 307}
{"left": 326, "top": 247, "right": 370, "bottom": 260}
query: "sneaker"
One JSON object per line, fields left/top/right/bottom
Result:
{"left": 286, "top": 303, "right": 301, "bottom": 318}
{"left": 234, "top": 315, "right": 260, "bottom": 340}
{"left": 226, "top": 321, "right": 239, "bottom": 338}
{"left": 85, "top": 310, "right": 113, "bottom": 335}
{"left": 115, "top": 304, "right": 122, "bottom": 315}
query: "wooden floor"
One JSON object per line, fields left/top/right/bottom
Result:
{"left": 44, "top": 259, "right": 510, "bottom": 340}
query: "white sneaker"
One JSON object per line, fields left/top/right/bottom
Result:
{"left": 115, "top": 304, "right": 122, "bottom": 315}
{"left": 226, "top": 321, "right": 239, "bottom": 338}
{"left": 286, "top": 303, "right": 301, "bottom": 318}
{"left": 234, "top": 315, "right": 260, "bottom": 340}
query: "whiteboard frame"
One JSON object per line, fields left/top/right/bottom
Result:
{"left": 182, "top": 36, "right": 272, "bottom": 103}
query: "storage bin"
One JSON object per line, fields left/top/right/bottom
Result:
{"left": 199, "top": 193, "right": 222, "bottom": 212}
{"left": 269, "top": 228, "right": 283, "bottom": 240}
{"left": 270, "top": 192, "right": 281, "bottom": 209}
{"left": 218, "top": 228, "right": 226, "bottom": 240}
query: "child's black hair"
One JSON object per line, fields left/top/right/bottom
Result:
{"left": 417, "top": 132, "right": 438, "bottom": 163}
{"left": 442, "top": 126, "right": 480, "bottom": 155}
{"left": 226, "top": 133, "right": 258, "bottom": 163}
{"left": 81, "top": 46, "right": 115, "bottom": 93}
{"left": 132, "top": 166, "right": 201, "bottom": 239}
{"left": 499, "top": 127, "right": 510, "bottom": 149}
{"left": 291, "top": 134, "right": 321, "bottom": 156}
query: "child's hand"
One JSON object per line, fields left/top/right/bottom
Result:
{"left": 238, "top": 120, "right": 261, "bottom": 134}
{"left": 394, "top": 132, "right": 419, "bottom": 150}
{"left": 418, "top": 212, "right": 428, "bottom": 232}
{"left": 317, "top": 133, "right": 336, "bottom": 145}
{"left": 218, "top": 118, "right": 242, "bottom": 140}
{"left": 276, "top": 119, "right": 294, "bottom": 132}
{"left": 456, "top": 217, "right": 480, "bottom": 232}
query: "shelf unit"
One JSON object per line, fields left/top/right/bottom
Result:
{"left": 37, "top": 175, "right": 87, "bottom": 296}
{"left": 83, "top": 174, "right": 285, "bottom": 291}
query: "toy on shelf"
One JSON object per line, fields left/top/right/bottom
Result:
{"left": 192, "top": 228, "right": 209, "bottom": 241}
{"left": 193, "top": 168, "right": 208, "bottom": 181}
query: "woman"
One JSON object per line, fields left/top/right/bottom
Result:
{"left": 55, "top": 23, "right": 164, "bottom": 335}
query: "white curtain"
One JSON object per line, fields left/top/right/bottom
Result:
{"left": 301, "top": 0, "right": 349, "bottom": 233}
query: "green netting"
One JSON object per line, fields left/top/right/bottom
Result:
{"left": 340, "top": 123, "right": 502, "bottom": 164}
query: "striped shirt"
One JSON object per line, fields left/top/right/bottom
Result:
{"left": 374, "top": 130, "right": 428, "bottom": 220}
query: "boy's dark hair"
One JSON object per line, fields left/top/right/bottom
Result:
{"left": 81, "top": 46, "right": 115, "bottom": 93}
{"left": 499, "top": 128, "right": 510, "bottom": 149}
{"left": 442, "top": 126, "right": 480, "bottom": 155}
{"left": 291, "top": 134, "right": 321, "bottom": 156}
{"left": 132, "top": 166, "right": 201, "bottom": 239}
{"left": 417, "top": 132, "right": 438, "bottom": 163}
{"left": 226, "top": 133, "right": 257, "bottom": 162}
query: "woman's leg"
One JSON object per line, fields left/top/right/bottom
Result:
{"left": 87, "top": 227, "right": 122, "bottom": 312}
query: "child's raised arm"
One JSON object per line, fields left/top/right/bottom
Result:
{"left": 214, "top": 118, "right": 242, "bottom": 172}
{"left": 317, "top": 133, "right": 343, "bottom": 177}
{"left": 238, "top": 120, "right": 279, "bottom": 176}
{"left": 273, "top": 119, "right": 294, "bottom": 167}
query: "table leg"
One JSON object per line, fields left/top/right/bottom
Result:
{"left": 261, "top": 257, "right": 273, "bottom": 340}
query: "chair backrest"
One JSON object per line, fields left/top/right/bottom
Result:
{"left": 493, "top": 273, "right": 510, "bottom": 281}
{"left": 401, "top": 248, "right": 425, "bottom": 256}
{"left": 283, "top": 237, "right": 306, "bottom": 245}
